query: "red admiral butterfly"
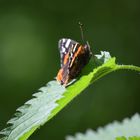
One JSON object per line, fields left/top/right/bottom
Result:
{"left": 56, "top": 23, "right": 92, "bottom": 86}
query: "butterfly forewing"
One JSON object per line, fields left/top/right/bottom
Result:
{"left": 58, "top": 38, "right": 78, "bottom": 67}
{"left": 57, "top": 38, "right": 92, "bottom": 86}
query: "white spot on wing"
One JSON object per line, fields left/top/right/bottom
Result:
{"left": 65, "top": 39, "right": 71, "bottom": 48}
{"left": 73, "top": 43, "right": 78, "bottom": 52}
{"left": 62, "top": 47, "right": 66, "bottom": 53}
{"left": 62, "top": 39, "right": 65, "bottom": 43}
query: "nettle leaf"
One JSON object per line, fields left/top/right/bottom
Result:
{"left": 0, "top": 51, "right": 140, "bottom": 140}
{"left": 66, "top": 114, "right": 140, "bottom": 140}
{"left": 116, "top": 136, "right": 140, "bottom": 140}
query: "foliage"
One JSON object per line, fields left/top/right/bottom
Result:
{"left": 0, "top": 51, "right": 140, "bottom": 140}
{"left": 66, "top": 114, "right": 140, "bottom": 140}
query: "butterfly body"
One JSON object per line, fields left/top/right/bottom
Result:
{"left": 56, "top": 38, "right": 92, "bottom": 86}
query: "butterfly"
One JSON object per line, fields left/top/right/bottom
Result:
{"left": 56, "top": 38, "right": 92, "bottom": 86}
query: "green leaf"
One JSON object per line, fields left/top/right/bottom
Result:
{"left": 116, "top": 136, "right": 140, "bottom": 140}
{"left": 128, "top": 136, "right": 140, "bottom": 140}
{"left": 0, "top": 51, "right": 140, "bottom": 140}
{"left": 66, "top": 114, "right": 140, "bottom": 140}
{"left": 116, "top": 137, "right": 127, "bottom": 140}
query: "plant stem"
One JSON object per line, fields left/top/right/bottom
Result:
{"left": 115, "top": 64, "right": 140, "bottom": 72}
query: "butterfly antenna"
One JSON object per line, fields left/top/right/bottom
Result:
{"left": 78, "top": 22, "right": 85, "bottom": 43}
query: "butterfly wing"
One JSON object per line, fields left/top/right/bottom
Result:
{"left": 57, "top": 38, "right": 92, "bottom": 86}
{"left": 58, "top": 38, "right": 78, "bottom": 67}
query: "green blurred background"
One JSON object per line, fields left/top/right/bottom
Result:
{"left": 0, "top": 0, "right": 140, "bottom": 139}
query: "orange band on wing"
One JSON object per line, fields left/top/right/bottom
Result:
{"left": 70, "top": 46, "right": 84, "bottom": 67}
{"left": 63, "top": 53, "right": 69, "bottom": 65}
{"left": 56, "top": 68, "right": 63, "bottom": 81}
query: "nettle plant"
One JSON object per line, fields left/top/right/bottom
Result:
{"left": 0, "top": 49, "right": 140, "bottom": 140}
